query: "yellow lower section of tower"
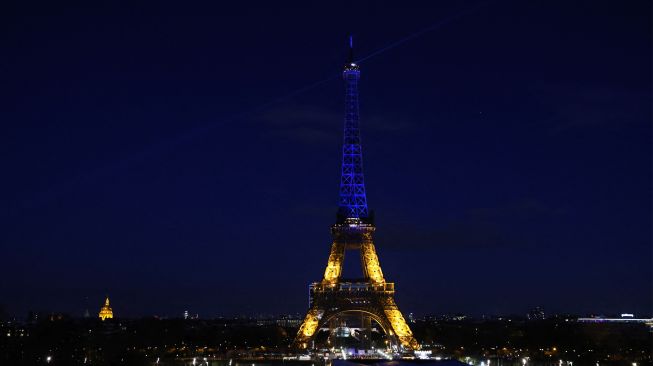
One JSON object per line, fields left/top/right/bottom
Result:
{"left": 361, "top": 242, "right": 384, "bottom": 283}
{"left": 294, "top": 224, "right": 419, "bottom": 351}
{"left": 384, "top": 306, "right": 420, "bottom": 350}
{"left": 323, "top": 242, "right": 345, "bottom": 283}
{"left": 295, "top": 308, "right": 322, "bottom": 349}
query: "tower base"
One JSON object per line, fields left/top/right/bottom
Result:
{"left": 292, "top": 281, "right": 419, "bottom": 351}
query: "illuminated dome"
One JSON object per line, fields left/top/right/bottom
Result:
{"left": 98, "top": 296, "right": 114, "bottom": 320}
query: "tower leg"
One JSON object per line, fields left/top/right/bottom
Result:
{"left": 329, "top": 317, "right": 338, "bottom": 348}
{"left": 293, "top": 307, "right": 323, "bottom": 350}
{"left": 361, "top": 314, "right": 371, "bottom": 349}
{"left": 360, "top": 242, "right": 384, "bottom": 283}
{"left": 323, "top": 242, "right": 346, "bottom": 283}
{"left": 381, "top": 297, "right": 420, "bottom": 350}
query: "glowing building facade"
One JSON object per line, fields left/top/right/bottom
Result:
{"left": 98, "top": 296, "right": 114, "bottom": 320}
{"left": 292, "top": 39, "right": 419, "bottom": 351}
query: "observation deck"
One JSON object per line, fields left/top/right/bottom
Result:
{"left": 311, "top": 281, "right": 394, "bottom": 294}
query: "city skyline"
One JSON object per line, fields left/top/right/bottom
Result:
{"left": 1, "top": 1, "right": 651, "bottom": 319}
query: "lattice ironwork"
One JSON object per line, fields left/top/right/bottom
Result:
{"left": 292, "top": 222, "right": 419, "bottom": 351}
{"left": 292, "top": 40, "right": 419, "bottom": 352}
{"left": 338, "top": 40, "right": 368, "bottom": 221}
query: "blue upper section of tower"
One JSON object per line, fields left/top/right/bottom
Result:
{"left": 338, "top": 38, "right": 370, "bottom": 223}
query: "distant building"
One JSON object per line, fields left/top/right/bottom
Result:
{"left": 578, "top": 315, "right": 653, "bottom": 327}
{"left": 527, "top": 307, "right": 545, "bottom": 320}
{"left": 27, "top": 311, "right": 39, "bottom": 323}
{"left": 184, "top": 310, "right": 189, "bottom": 320}
{"left": 276, "top": 315, "right": 302, "bottom": 327}
{"left": 98, "top": 297, "right": 114, "bottom": 320}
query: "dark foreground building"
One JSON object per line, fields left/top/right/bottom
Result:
{"left": 0, "top": 315, "right": 650, "bottom": 365}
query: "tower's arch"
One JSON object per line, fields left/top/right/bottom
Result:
{"left": 316, "top": 309, "right": 400, "bottom": 350}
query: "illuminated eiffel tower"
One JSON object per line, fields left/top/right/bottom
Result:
{"left": 292, "top": 38, "right": 419, "bottom": 352}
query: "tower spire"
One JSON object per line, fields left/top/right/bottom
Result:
{"left": 348, "top": 35, "right": 354, "bottom": 64}
{"left": 338, "top": 37, "right": 369, "bottom": 222}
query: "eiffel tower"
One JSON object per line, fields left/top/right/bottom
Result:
{"left": 292, "top": 38, "right": 419, "bottom": 352}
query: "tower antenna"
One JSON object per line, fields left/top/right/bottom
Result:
{"left": 349, "top": 35, "right": 354, "bottom": 64}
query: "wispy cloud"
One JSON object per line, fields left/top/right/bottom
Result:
{"left": 254, "top": 102, "right": 416, "bottom": 144}
{"left": 253, "top": 103, "right": 339, "bottom": 145}
{"left": 531, "top": 82, "right": 650, "bottom": 135}
{"left": 257, "top": 103, "right": 341, "bottom": 127}
{"left": 378, "top": 199, "right": 567, "bottom": 251}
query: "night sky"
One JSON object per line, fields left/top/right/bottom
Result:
{"left": 1, "top": 1, "right": 651, "bottom": 319}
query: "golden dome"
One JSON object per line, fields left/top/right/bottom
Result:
{"left": 98, "top": 296, "right": 113, "bottom": 320}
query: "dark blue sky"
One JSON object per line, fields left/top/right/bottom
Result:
{"left": 1, "top": 1, "right": 650, "bottom": 318}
